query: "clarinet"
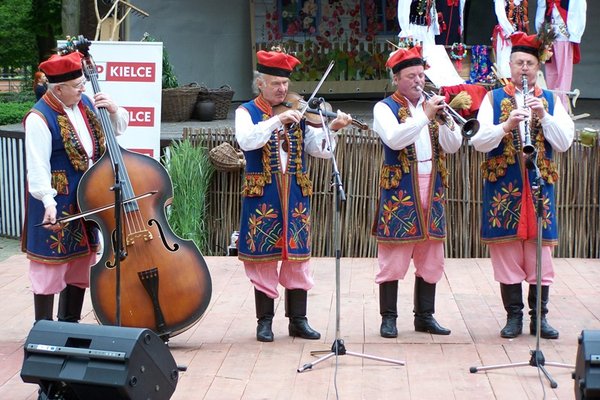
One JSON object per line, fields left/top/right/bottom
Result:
{"left": 521, "top": 74, "right": 535, "bottom": 155}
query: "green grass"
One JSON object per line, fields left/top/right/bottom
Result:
{"left": 163, "top": 138, "right": 214, "bottom": 254}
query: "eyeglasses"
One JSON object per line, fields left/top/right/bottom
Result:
{"left": 62, "top": 78, "right": 87, "bottom": 89}
{"left": 511, "top": 60, "right": 538, "bottom": 68}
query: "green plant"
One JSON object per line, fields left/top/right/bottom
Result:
{"left": 163, "top": 138, "right": 214, "bottom": 253}
{"left": 0, "top": 101, "right": 34, "bottom": 125}
{"left": 141, "top": 32, "right": 179, "bottom": 89}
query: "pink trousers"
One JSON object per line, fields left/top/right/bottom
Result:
{"left": 488, "top": 241, "right": 555, "bottom": 285}
{"left": 376, "top": 174, "right": 445, "bottom": 284}
{"left": 29, "top": 252, "right": 96, "bottom": 295}
{"left": 545, "top": 41, "right": 574, "bottom": 108}
{"left": 244, "top": 260, "right": 313, "bottom": 299}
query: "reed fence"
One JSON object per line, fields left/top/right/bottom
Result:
{"left": 180, "top": 127, "right": 600, "bottom": 259}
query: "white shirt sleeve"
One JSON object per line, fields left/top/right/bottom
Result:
{"left": 471, "top": 93, "right": 507, "bottom": 152}
{"left": 397, "top": 0, "right": 412, "bottom": 38}
{"left": 235, "top": 106, "right": 282, "bottom": 151}
{"left": 24, "top": 112, "right": 57, "bottom": 208}
{"left": 471, "top": 91, "right": 574, "bottom": 153}
{"left": 495, "top": 0, "right": 515, "bottom": 37}
{"left": 540, "top": 95, "right": 575, "bottom": 152}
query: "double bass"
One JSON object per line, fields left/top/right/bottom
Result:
{"left": 66, "top": 36, "right": 211, "bottom": 339}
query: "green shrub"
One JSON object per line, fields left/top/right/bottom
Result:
{"left": 0, "top": 101, "right": 34, "bottom": 125}
{"left": 163, "top": 138, "right": 214, "bottom": 253}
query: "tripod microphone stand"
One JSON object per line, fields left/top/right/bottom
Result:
{"left": 469, "top": 151, "right": 573, "bottom": 388}
{"left": 297, "top": 103, "right": 405, "bottom": 372}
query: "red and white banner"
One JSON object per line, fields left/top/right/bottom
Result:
{"left": 59, "top": 40, "right": 163, "bottom": 159}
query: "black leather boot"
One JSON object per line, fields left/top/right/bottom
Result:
{"left": 413, "top": 276, "right": 451, "bottom": 335}
{"left": 379, "top": 281, "right": 398, "bottom": 338}
{"left": 254, "top": 289, "right": 274, "bottom": 342}
{"left": 499, "top": 283, "right": 524, "bottom": 338}
{"left": 34, "top": 294, "right": 54, "bottom": 322}
{"left": 57, "top": 285, "right": 86, "bottom": 323}
{"left": 285, "top": 289, "right": 320, "bottom": 340}
{"left": 528, "top": 285, "right": 559, "bottom": 339}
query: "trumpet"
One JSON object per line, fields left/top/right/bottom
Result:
{"left": 521, "top": 75, "right": 535, "bottom": 155}
{"left": 419, "top": 89, "right": 480, "bottom": 139}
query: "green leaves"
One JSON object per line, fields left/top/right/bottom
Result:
{"left": 163, "top": 139, "right": 214, "bottom": 253}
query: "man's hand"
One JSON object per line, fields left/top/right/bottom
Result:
{"left": 42, "top": 205, "right": 61, "bottom": 232}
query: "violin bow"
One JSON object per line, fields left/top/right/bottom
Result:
{"left": 35, "top": 190, "right": 158, "bottom": 227}
{"left": 301, "top": 60, "right": 335, "bottom": 115}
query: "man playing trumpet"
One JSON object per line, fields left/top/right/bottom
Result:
{"left": 471, "top": 31, "right": 574, "bottom": 339}
{"left": 372, "top": 46, "right": 462, "bottom": 338}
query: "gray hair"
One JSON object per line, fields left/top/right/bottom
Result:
{"left": 252, "top": 71, "right": 265, "bottom": 95}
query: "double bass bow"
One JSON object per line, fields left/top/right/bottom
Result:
{"left": 64, "top": 36, "right": 212, "bottom": 339}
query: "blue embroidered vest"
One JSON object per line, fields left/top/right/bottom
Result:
{"left": 372, "top": 96, "right": 448, "bottom": 243}
{"left": 237, "top": 99, "right": 314, "bottom": 261}
{"left": 22, "top": 95, "right": 104, "bottom": 263}
{"left": 480, "top": 87, "right": 559, "bottom": 244}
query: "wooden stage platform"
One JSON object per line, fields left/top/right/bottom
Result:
{"left": 0, "top": 248, "right": 599, "bottom": 399}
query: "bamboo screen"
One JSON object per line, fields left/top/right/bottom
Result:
{"left": 181, "top": 127, "right": 600, "bottom": 259}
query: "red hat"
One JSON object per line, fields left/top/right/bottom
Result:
{"left": 510, "top": 32, "right": 542, "bottom": 58}
{"left": 256, "top": 50, "right": 301, "bottom": 77}
{"left": 385, "top": 46, "right": 425, "bottom": 74}
{"left": 39, "top": 51, "right": 84, "bottom": 83}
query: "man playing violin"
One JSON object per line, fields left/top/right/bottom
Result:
{"left": 22, "top": 51, "right": 129, "bottom": 324}
{"left": 471, "top": 32, "right": 573, "bottom": 340}
{"left": 235, "top": 48, "right": 352, "bottom": 342}
{"left": 372, "top": 45, "right": 462, "bottom": 338}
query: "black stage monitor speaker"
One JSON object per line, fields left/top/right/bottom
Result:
{"left": 574, "top": 330, "right": 600, "bottom": 400}
{"left": 21, "top": 320, "right": 179, "bottom": 400}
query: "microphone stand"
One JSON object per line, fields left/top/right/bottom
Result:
{"left": 108, "top": 161, "right": 127, "bottom": 327}
{"left": 469, "top": 150, "right": 573, "bottom": 387}
{"left": 297, "top": 101, "right": 405, "bottom": 373}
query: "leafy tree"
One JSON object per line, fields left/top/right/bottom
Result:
{"left": 0, "top": 0, "right": 37, "bottom": 69}
{"left": 0, "top": 0, "right": 62, "bottom": 72}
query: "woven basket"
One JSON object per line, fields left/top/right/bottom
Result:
{"left": 209, "top": 142, "right": 245, "bottom": 172}
{"left": 197, "top": 85, "right": 235, "bottom": 120}
{"left": 161, "top": 84, "right": 202, "bottom": 122}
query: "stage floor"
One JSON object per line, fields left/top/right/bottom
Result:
{"left": 0, "top": 241, "right": 598, "bottom": 399}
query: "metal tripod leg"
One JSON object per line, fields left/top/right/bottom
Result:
{"left": 297, "top": 133, "right": 404, "bottom": 373}
{"left": 298, "top": 339, "right": 405, "bottom": 372}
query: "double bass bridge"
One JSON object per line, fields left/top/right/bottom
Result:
{"left": 126, "top": 229, "right": 153, "bottom": 246}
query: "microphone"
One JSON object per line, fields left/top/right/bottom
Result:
{"left": 307, "top": 97, "right": 325, "bottom": 109}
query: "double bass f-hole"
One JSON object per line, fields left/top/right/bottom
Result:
{"left": 62, "top": 35, "right": 212, "bottom": 339}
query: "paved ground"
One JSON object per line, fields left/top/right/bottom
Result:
{"left": 0, "top": 250, "right": 598, "bottom": 399}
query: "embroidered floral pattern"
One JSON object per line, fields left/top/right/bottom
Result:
{"left": 245, "top": 203, "right": 280, "bottom": 253}
{"left": 377, "top": 189, "right": 418, "bottom": 237}
{"left": 487, "top": 180, "right": 523, "bottom": 230}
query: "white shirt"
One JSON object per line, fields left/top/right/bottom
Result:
{"left": 234, "top": 106, "right": 336, "bottom": 173}
{"left": 24, "top": 95, "right": 129, "bottom": 208}
{"left": 535, "top": 0, "right": 587, "bottom": 43}
{"left": 373, "top": 96, "right": 462, "bottom": 174}
{"left": 471, "top": 88, "right": 574, "bottom": 153}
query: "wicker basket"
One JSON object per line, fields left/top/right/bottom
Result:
{"left": 209, "top": 142, "right": 246, "bottom": 172}
{"left": 197, "top": 85, "right": 235, "bottom": 120}
{"left": 161, "top": 84, "right": 202, "bottom": 122}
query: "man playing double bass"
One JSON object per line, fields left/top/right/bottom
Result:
{"left": 22, "top": 51, "right": 129, "bottom": 324}
{"left": 234, "top": 48, "right": 353, "bottom": 342}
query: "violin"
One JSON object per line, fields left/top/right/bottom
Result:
{"left": 274, "top": 92, "right": 368, "bottom": 130}
{"left": 64, "top": 36, "right": 212, "bottom": 339}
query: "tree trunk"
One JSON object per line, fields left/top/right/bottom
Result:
{"left": 61, "top": 0, "right": 80, "bottom": 37}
